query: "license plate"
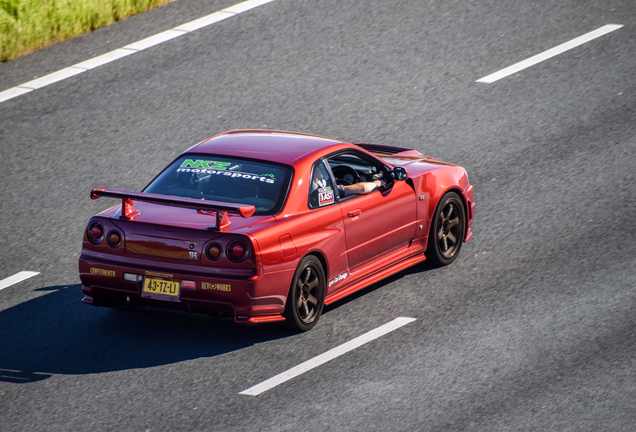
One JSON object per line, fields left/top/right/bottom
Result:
{"left": 142, "top": 277, "right": 181, "bottom": 302}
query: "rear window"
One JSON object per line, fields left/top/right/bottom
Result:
{"left": 144, "top": 155, "right": 293, "bottom": 215}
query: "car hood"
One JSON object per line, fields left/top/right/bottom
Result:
{"left": 381, "top": 154, "right": 459, "bottom": 176}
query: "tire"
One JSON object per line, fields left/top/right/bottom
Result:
{"left": 426, "top": 192, "right": 466, "bottom": 266}
{"left": 284, "top": 256, "right": 326, "bottom": 332}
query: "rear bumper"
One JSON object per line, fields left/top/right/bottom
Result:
{"left": 79, "top": 254, "right": 291, "bottom": 324}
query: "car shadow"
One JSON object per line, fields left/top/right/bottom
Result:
{"left": 0, "top": 283, "right": 293, "bottom": 383}
{"left": 1, "top": 262, "right": 440, "bottom": 383}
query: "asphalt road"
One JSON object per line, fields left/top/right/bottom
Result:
{"left": 1, "top": 0, "right": 635, "bottom": 430}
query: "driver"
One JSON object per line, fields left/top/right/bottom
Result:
{"left": 337, "top": 178, "right": 385, "bottom": 197}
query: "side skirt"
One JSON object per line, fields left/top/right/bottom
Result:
{"left": 324, "top": 252, "right": 427, "bottom": 306}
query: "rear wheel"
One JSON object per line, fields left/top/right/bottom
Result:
{"left": 284, "top": 256, "right": 325, "bottom": 332}
{"left": 426, "top": 192, "right": 466, "bottom": 266}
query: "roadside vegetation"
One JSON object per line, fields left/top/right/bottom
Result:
{"left": 0, "top": 0, "right": 175, "bottom": 62}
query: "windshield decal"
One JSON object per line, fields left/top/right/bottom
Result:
{"left": 176, "top": 167, "right": 275, "bottom": 183}
{"left": 180, "top": 159, "right": 231, "bottom": 170}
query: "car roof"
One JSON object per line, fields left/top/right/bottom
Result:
{"left": 187, "top": 130, "right": 351, "bottom": 165}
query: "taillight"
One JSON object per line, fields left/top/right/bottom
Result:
{"left": 227, "top": 240, "right": 250, "bottom": 263}
{"left": 87, "top": 221, "right": 104, "bottom": 245}
{"left": 107, "top": 230, "right": 122, "bottom": 248}
{"left": 206, "top": 243, "right": 223, "bottom": 261}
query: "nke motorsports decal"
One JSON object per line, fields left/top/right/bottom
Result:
{"left": 177, "top": 159, "right": 276, "bottom": 183}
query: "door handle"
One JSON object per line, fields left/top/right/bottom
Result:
{"left": 348, "top": 209, "right": 361, "bottom": 218}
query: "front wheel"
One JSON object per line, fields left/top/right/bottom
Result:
{"left": 284, "top": 256, "right": 326, "bottom": 332}
{"left": 426, "top": 192, "right": 466, "bottom": 266}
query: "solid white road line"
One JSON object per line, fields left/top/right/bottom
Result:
{"left": 477, "top": 24, "right": 623, "bottom": 84}
{"left": 20, "top": 67, "right": 86, "bottom": 90}
{"left": 0, "top": 0, "right": 277, "bottom": 105}
{"left": 0, "top": 271, "right": 40, "bottom": 291}
{"left": 239, "top": 316, "right": 417, "bottom": 396}
{"left": 72, "top": 48, "right": 138, "bottom": 70}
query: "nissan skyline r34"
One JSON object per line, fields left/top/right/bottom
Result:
{"left": 79, "top": 130, "right": 474, "bottom": 331}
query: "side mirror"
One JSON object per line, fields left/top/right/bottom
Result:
{"left": 392, "top": 167, "right": 408, "bottom": 181}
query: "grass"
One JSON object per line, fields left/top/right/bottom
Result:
{"left": 0, "top": 0, "right": 176, "bottom": 63}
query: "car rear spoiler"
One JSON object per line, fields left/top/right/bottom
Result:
{"left": 90, "top": 188, "right": 255, "bottom": 231}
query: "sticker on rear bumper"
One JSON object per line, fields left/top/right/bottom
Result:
{"left": 90, "top": 267, "right": 115, "bottom": 277}
{"left": 202, "top": 282, "right": 231, "bottom": 292}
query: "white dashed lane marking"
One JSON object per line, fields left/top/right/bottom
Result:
{"left": 0, "top": 271, "right": 40, "bottom": 291}
{"left": 240, "top": 316, "right": 417, "bottom": 396}
{"left": 0, "top": 0, "right": 276, "bottom": 104}
{"left": 477, "top": 24, "right": 623, "bottom": 84}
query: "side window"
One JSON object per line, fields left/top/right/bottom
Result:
{"left": 328, "top": 152, "right": 391, "bottom": 200}
{"left": 308, "top": 162, "right": 336, "bottom": 209}
{"left": 329, "top": 153, "right": 376, "bottom": 184}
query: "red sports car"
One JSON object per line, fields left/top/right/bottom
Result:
{"left": 79, "top": 130, "right": 474, "bottom": 331}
